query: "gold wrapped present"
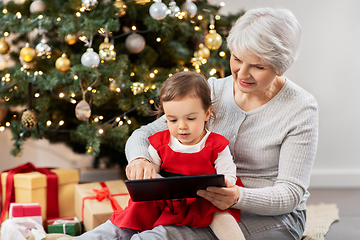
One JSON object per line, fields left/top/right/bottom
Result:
{"left": 74, "top": 180, "right": 130, "bottom": 231}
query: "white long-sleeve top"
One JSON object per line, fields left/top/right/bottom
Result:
{"left": 125, "top": 75, "right": 318, "bottom": 216}
{"left": 148, "top": 130, "right": 237, "bottom": 185}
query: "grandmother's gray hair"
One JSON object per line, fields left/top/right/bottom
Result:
{"left": 227, "top": 7, "right": 301, "bottom": 75}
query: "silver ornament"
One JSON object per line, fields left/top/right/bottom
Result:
{"left": 35, "top": 38, "right": 51, "bottom": 58}
{"left": 75, "top": 100, "right": 91, "bottom": 121}
{"left": 149, "top": 0, "right": 168, "bottom": 20}
{"left": 168, "top": 1, "right": 180, "bottom": 17}
{"left": 181, "top": 0, "right": 197, "bottom": 18}
{"left": 29, "top": 0, "right": 47, "bottom": 13}
{"left": 125, "top": 33, "right": 146, "bottom": 54}
{"left": 82, "top": 0, "right": 98, "bottom": 11}
{"left": 81, "top": 48, "right": 100, "bottom": 68}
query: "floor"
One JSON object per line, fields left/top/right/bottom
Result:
{"left": 307, "top": 188, "right": 360, "bottom": 239}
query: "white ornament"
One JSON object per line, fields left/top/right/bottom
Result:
{"left": 181, "top": 0, "right": 197, "bottom": 18}
{"left": 125, "top": 33, "right": 146, "bottom": 54}
{"left": 30, "top": 0, "right": 47, "bottom": 13}
{"left": 168, "top": 1, "right": 180, "bottom": 17}
{"left": 149, "top": 0, "right": 168, "bottom": 20}
{"left": 35, "top": 38, "right": 51, "bottom": 58}
{"left": 81, "top": 48, "right": 100, "bottom": 68}
{"left": 0, "top": 55, "right": 7, "bottom": 71}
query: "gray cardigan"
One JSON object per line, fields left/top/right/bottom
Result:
{"left": 125, "top": 75, "right": 318, "bottom": 216}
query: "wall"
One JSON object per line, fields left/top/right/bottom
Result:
{"left": 1, "top": 0, "right": 360, "bottom": 188}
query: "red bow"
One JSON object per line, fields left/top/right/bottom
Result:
{"left": 82, "top": 182, "right": 129, "bottom": 221}
{"left": 0, "top": 162, "right": 59, "bottom": 222}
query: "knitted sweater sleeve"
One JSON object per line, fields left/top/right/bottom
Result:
{"left": 234, "top": 96, "right": 318, "bottom": 216}
{"left": 125, "top": 115, "right": 168, "bottom": 163}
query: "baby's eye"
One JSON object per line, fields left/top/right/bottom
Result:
{"left": 187, "top": 118, "right": 195, "bottom": 121}
{"left": 169, "top": 119, "right": 177, "bottom": 123}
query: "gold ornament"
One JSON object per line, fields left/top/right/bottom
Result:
{"left": 20, "top": 43, "right": 36, "bottom": 62}
{"left": 131, "top": 82, "right": 145, "bottom": 95}
{"left": 204, "top": 30, "right": 222, "bottom": 50}
{"left": 65, "top": 33, "right": 77, "bottom": 45}
{"left": 99, "top": 37, "right": 116, "bottom": 61}
{"left": 135, "top": 0, "right": 151, "bottom": 5}
{"left": 99, "top": 37, "right": 112, "bottom": 51}
{"left": 114, "top": 0, "right": 126, "bottom": 17}
{"left": 0, "top": 39, "right": 10, "bottom": 54}
{"left": 197, "top": 45, "right": 210, "bottom": 59}
{"left": 75, "top": 100, "right": 91, "bottom": 121}
{"left": 55, "top": 53, "right": 71, "bottom": 71}
{"left": 21, "top": 109, "right": 38, "bottom": 129}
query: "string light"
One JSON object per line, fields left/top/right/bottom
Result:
{"left": 71, "top": 99, "right": 77, "bottom": 104}
{"left": 87, "top": 86, "right": 92, "bottom": 91}
{"left": 149, "top": 73, "right": 155, "bottom": 78}
{"left": 0, "top": 126, "right": 5, "bottom": 132}
{"left": 209, "top": 68, "right": 217, "bottom": 75}
{"left": 46, "top": 120, "right": 52, "bottom": 126}
{"left": 16, "top": 12, "right": 22, "bottom": 19}
{"left": 194, "top": 26, "right": 200, "bottom": 31}
{"left": 59, "top": 120, "right": 64, "bottom": 126}
{"left": 197, "top": 15, "right": 203, "bottom": 20}
{"left": 3, "top": 9, "right": 8, "bottom": 14}
{"left": 156, "top": 37, "right": 161, "bottom": 42}
{"left": 98, "top": 129, "right": 104, "bottom": 134}
{"left": 118, "top": 120, "right": 124, "bottom": 126}
{"left": 149, "top": 99, "right": 154, "bottom": 104}
{"left": 5, "top": 122, "right": 10, "bottom": 127}
{"left": 4, "top": 32, "right": 9, "bottom": 37}
{"left": 59, "top": 93, "right": 65, "bottom": 98}
{"left": 115, "top": 117, "right": 121, "bottom": 122}
{"left": 94, "top": 117, "right": 99, "bottom": 122}
{"left": 99, "top": 116, "right": 104, "bottom": 120}
{"left": 74, "top": 75, "right": 78, "bottom": 80}
{"left": 219, "top": 51, "right": 226, "bottom": 57}
{"left": 130, "top": 72, "right": 135, "bottom": 77}
{"left": 220, "top": 2, "right": 225, "bottom": 7}
{"left": 35, "top": 93, "right": 40, "bottom": 98}
{"left": 131, "top": 26, "right": 137, "bottom": 31}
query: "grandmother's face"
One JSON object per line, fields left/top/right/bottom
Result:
{"left": 230, "top": 51, "right": 277, "bottom": 95}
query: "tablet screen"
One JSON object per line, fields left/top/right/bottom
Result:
{"left": 125, "top": 174, "right": 225, "bottom": 202}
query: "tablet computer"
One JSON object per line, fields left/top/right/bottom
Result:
{"left": 125, "top": 174, "right": 225, "bottom": 202}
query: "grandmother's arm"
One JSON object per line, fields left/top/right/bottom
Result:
{"left": 234, "top": 98, "right": 319, "bottom": 215}
{"left": 125, "top": 115, "right": 168, "bottom": 180}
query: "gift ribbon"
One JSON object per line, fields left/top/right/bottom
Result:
{"left": 0, "top": 162, "right": 59, "bottom": 222}
{"left": 81, "top": 182, "right": 129, "bottom": 221}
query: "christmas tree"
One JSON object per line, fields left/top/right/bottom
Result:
{"left": 0, "top": 0, "right": 243, "bottom": 168}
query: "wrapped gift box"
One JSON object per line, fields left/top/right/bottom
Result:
{"left": 47, "top": 217, "right": 83, "bottom": 236}
{"left": 1, "top": 168, "right": 79, "bottom": 220}
{"left": 74, "top": 180, "right": 130, "bottom": 231}
{"left": 9, "top": 203, "right": 42, "bottom": 226}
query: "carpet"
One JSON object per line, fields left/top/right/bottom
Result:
{"left": 302, "top": 203, "right": 339, "bottom": 240}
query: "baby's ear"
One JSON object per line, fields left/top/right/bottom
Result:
{"left": 205, "top": 106, "right": 213, "bottom": 121}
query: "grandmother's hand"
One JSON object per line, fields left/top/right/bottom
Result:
{"left": 197, "top": 179, "right": 240, "bottom": 210}
{"left": 125, "top": 158, "right": 157, "bottom": 180}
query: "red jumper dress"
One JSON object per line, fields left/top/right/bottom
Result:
{"left": 110, "top": 130, "right": 242, "bottom": 232}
